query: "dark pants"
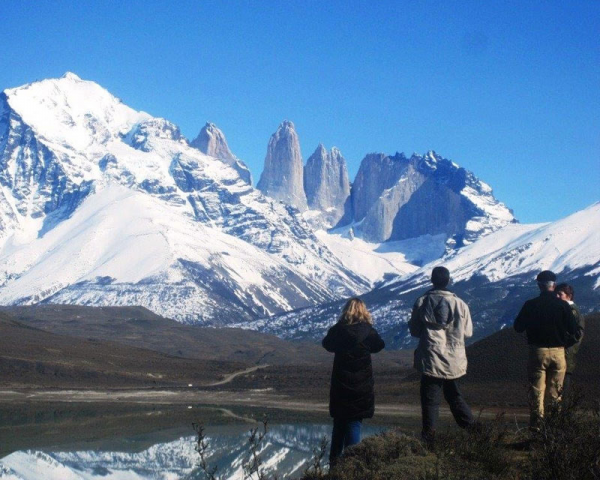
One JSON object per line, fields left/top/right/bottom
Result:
{"left": 329, "top": 418, "right": 362, "bottom": 462}
{"left": 420, "top": 374, "right": 474, "bottom": 435}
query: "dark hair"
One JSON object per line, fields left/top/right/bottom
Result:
{"left": 536, "top": 270, "right": 557, "bottom": 283}
{"left": 555, "top": 283, "right": 574, "bottom": 300}
{"left": 431, "top": 266, "right": 450, "bottom": 288}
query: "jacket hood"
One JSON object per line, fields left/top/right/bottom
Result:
{"left": 334, "top": 322, "right": 372, "bottom": 349}
{"left": 420, "top": 289, "right": 456, "bottom": 330}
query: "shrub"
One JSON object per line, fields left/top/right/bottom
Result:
{"left": 303, "top": 397, "right": 600, "bottom": 480}
{"left": 528, "top": 392, "right": 600, "bottom": 480}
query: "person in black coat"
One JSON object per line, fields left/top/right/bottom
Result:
{"left": 514, "top": 270, "right": 580, "bottom": 428}
{"left": 322, "top": 297, "right": 385, "bottom": 463}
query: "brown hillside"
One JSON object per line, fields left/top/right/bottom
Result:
{"left": 0, "top": 304, "right": 410, "bottom": 368}
{"left": 1, "top": 304, "right": 330, "bottom": 366}
{"left": 462, "top": 313, "right": 600, "bottom": 405}
{"left": 0, "top": 311, "right": 244, "bottom": 388}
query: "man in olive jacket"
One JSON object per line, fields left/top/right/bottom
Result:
{"left": 514, "top": 270, "right": 580, "bottom": 428}
{"left": 409, "top": 266, "right": 475, "bottom": 444}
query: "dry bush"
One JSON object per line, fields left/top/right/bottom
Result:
{"left": 528, "top": 392, "right": 600, "bottom": 480}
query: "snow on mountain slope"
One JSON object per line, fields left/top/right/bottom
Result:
{"left": 0, "top": 183, "right": 343, "bottom": 321}
{"left": 315, "top": 228, "right": 447, "bottom": 284}
{"left": 4, "top": 72, "right": 149, "bottom": 153}
{"left": 389, "top": 201, "right": 600, "bottom": 291}
{"left": 234, "top": 203, "right": 600, "bottom": 343}
{"left": 0, "top": 73, "right": 368, "bottom": 323}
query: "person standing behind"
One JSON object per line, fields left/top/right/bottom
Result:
{"left": 514, "top": 271, "right": 580, "bottom": 429}
{"left": 555, "top": 283, "right": 584, "bottom": 395}
{"left": 322, "top": 298, "right": 385, "bottom": 464}
{"left": 409, "top": 266, "right": 475, "bottom": 445}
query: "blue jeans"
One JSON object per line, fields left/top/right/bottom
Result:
{"left": 329, "top": 418, "right": 362, "bottom": 462}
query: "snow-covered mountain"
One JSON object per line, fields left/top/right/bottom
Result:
{"left": 0, "top": 73, "right": 367, "bottom": 323}
{"left": 1, "top": 72, "right": 592, "bottom": 339}
{"left": 235, "top": 203, "right": 600, "bottom": 346}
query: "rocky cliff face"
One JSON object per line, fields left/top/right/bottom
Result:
{"left": 257, "top": 121, "right": 307, "bottom": 211}
{"left": 343, "top": 152, "right": 409, "bottom": 235}
{"left": 344, "top": 151, "right": 514, "bottom": 245}
{"left": 190, "top": 122, "right": 252, "bottom": 184}
{"left": 255, "top": 125, "right": 513, "bottom": 248}
{"left": 304, "top": 144, "right": 350, "bottom": 227}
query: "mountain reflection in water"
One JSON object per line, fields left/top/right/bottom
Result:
{"left": 0, "top": 423, "right": 386, "bottom": 479}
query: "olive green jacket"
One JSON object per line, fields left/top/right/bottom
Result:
{"left": 566, "top": 302, "right": 584, "bottom": 374}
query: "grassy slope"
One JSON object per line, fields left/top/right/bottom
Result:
{"left": 1, "top": 304, "right": 331, "bottom": 366}
{"left": 0, "top": 312, "right": 244, "bottom": 388}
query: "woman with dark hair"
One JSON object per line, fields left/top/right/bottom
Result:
{"left": 555, "top": 283, "right": 585, "bottom": 394}
{"left": 322, "top": 298, "right": 385, "bottom": 463}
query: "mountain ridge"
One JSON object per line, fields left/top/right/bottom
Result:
{"left": 234, "top": 202, "right": 600, "bottom": 345}
{"left": 0, "top": 73, "right": 368, "bottom": 324}
{"left": 1, "top": 72, "right": 594, "bottom": 341}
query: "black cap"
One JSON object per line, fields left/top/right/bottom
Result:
{"left": 536, "top": 270, "right": 556, "bottom": 283}
{"left": 431, "top": 266, "right": 450, "bottom": 288}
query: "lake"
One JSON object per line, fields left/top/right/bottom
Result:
{"left": 0, "top": 403, "right": 393, "bottom": 479}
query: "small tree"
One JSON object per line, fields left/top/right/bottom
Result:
{"left": 192, "top": 422, "right": 221, "bottom": 480}
{"left": 303, "top": 436, "right": 328, "bottom": 478}
{"left": 244, "top": 416, "right": 275, "bottom": 480}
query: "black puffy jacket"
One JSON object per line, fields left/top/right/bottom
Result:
{"left": 322, "top": 322, "right": 385, "bottom": 420}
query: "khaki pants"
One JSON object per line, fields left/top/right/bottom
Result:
{"left": 528, "top": 346, "right": 566, "bottom": 426}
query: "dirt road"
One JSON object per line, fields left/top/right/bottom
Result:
{"left": 205, "top": 364, "right": 269, "bottom": 387}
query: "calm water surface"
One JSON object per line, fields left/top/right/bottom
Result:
{"left": 0, "top": 404, "right": 391, "bottom": 479}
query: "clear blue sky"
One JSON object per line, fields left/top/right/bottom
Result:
{"left": 1, "top": 1, "right": 598, "bottom": 223}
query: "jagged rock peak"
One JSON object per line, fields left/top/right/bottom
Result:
{"left": 304, "top": 144, "right": 350, "bottom": 227}
{"left": 257, "top": 120, "right": 307, "bottom": 211}
{"left": 344, "top": 150, "right": 515, "bottom": 244}
{"left": 189, "top": 122, "right": 252, "bottom": 184}
{"left": 314, "top": 143, "right": 327, "bottom": 156}
{"left": 191, "top": 122, "right": 235, "bottom": 161}
{"left": 279, "top": 119, "right": 296, "bottom": 131}
{"left": 350, "top": 152, "right": 409, "bottom": 224}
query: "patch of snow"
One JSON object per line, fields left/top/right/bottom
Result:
{"left": 403, "top": 202, "right": 600, "bottom": 286}
{"left": 316, "top": 228, "right": 447, "bottom": 285}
